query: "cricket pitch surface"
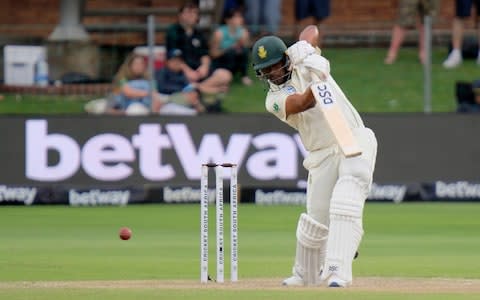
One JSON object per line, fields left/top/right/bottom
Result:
{"left": 1, "top": 277, "right": 480, "bottom": 294}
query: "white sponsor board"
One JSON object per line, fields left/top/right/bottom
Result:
{"left": 25, "top": 120, "right": 307, "bottom": 185}
{"left": 255, "top": 189, "right": 306, "bottom": 205}
{"left": 435, "top": 181, "right": 480, "bottom": 199}
{"left": 368, "top": 183, "right": 407, "bottom": 203}
{"left": 69, "top": 189, "right": 130, "bottom": 206}
{"left": 0, "top": 185, "right": 37, "bottom": 205}
{"left": 163, "top": 186, "right": 217, "bottom": 204}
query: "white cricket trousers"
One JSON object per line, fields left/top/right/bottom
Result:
{"left": 303, "top": 127, "right": 378, "bottom": 226}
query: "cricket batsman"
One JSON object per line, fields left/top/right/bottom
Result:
{"left": 251, "top": 26, "right": 377, "bottom": 287}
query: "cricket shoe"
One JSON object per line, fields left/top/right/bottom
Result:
{"left": 443, "top": 50, "right": 462, "bottom": 69}
{"left": 327, "top": 276, "right": 347, "bottom": 288}
{"left": 282, "top": 275, "right": 304, "bottom": 286}
{"left": 282, "top": 272, "right": 324, "bottom": 286}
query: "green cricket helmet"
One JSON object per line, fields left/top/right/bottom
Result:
{"left": 251, "top": 36, "right": 287, "bottom": 71}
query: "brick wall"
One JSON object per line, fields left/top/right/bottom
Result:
{"left": 0, "top": 0, "right": 471, "bottom": 46}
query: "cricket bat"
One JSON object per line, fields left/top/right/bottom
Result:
{"left": 310, "top": 72, "right": 362, "bottom": 157}
{"left": 300, "top": 25, "right": 362, "bottom": 158}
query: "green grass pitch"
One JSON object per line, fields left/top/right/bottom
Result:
{"left": 0, "top": 203, "right": 479, "bottom": 299}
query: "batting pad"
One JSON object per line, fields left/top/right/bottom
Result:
{"left": 321, "top": 175, "right": 366, "bottom": 286}
{"left": 293, "top": 213, "right": 329, "bottom": 285}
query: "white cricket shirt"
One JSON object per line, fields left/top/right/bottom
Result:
{"left": 265, "top": 54, "right": 364, "bottom": 153}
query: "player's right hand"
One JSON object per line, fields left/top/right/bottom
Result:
{"left": 286, "top": 40, "right": 316, "bottom": 66}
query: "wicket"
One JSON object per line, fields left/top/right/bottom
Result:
{"left": 200, "top": 163, "right": 238, "bottom": 283}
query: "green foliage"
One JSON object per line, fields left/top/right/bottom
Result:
{"left": 1, "top": 48, "right": 478, "bottom": 114}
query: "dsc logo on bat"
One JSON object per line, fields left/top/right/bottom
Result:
{"left": 316, "top": 84, "right": 334, "bottom": 105}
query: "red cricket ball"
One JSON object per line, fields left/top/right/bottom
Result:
{"left": 119, "top": 227, "right": 132, "bottom": 240}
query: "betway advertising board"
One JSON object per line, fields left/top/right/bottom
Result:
{"left": 0, "top": 114, "right": 479, "bottom": 205}
{"left": 2, "top": 181, "right": 480, "bottom": 206}
{"left": 0, "top": 115, "right": 308, "bottom": 188}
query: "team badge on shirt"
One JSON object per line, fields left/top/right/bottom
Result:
{"left": 283, "top": 85, "right": 296, "bottom": 95}
{"left": 273, "top": 103, "right": 280, "bottom": 112}
{"left": 192, "top": 38, "right": 201, "bottom": 48}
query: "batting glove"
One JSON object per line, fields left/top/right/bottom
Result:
{"left": 286, "top": 40, "right": 316, "bottom": 66}
{"left": 294, "top": 54, "right": 330, "bottom": 81}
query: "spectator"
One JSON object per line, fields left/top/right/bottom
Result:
{"left": 473, "top": 79, "right": 480, "bottom": 110}
{"left": 107, "top": 53, "right": 196, "bottom": 116}
{"left": 295, "top": 0, "right": 330, "bottom": 48}
{"left": 244, "top": 0, "right": 282, "bottom": 37}
{"left": 107, "top": 53, "right": 160, "bottom": 115}
{"left": 155, "top": 49, "right": 206, "bottom": 113}
{"left": 456, "top": 80, "right": 480, "bottom": 112}
{"left": 385, "top": 0, "right": 440, "bottom": 65}
{"left": 223, "top": 0, "right": 244, "bottom": 15}
{"left": 166, "top": 1, "right": 232, "bottom": 111}
{"left": 210, "top": 7, "right": 252, "bottom": 86}
{"left": 443, "top": 0, "right": 480, "bottom": 68}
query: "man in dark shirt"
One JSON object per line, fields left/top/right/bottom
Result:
{"left": 155, "top": 48, "right": 205, "bottom": 113}
{"left": 166, "top": 2, "right": 232, "bottom": 101}
{"left": 155, "top": 49, "right": 191, "bottom": 95}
